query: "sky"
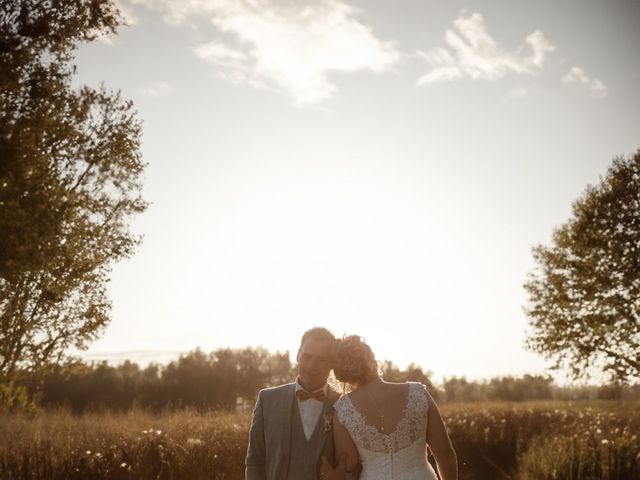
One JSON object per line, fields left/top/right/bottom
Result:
{"left": 72, "top": 0, "right": 640, "bottom": 384}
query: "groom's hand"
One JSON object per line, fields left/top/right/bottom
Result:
{"left": 320, "top": 453, "right": 347, "bottom": 480}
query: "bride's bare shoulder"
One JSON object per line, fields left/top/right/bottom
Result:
{"left": 384, "top": 380, "right": 412, "bottom": 392}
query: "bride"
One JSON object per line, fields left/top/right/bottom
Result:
{"left": 321, "top": 335, "right": 457, "bottom": 480}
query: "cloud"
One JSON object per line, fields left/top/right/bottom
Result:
{"left": 508, "top": 86, "right": 529, "bottom": 98}
{"left": 417, "top": 11, "right": 555, "bottom": 86}
{"left": 140, "top": 81, "right": 173, "bottom": 97}
{"left": 561, "top": 66, "right": 608, "bottom": 98}
{"left": 124, "top": 0, "right": 400, "bottom": 106}
{"left": 194, "top": 41, "right": 248, "bottom": 65}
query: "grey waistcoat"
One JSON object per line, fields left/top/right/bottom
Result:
{"left": 287, "top": 399, "right": 325, "bottom": 480}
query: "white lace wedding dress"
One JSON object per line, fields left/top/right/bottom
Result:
{"left": 333, "top": 382, "right": 438, "bottom": 480}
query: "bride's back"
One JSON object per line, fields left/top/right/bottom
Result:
{"left": 329, "top": 335, "right": 456, "bottom": 479}
{"left": 347, "top": 381, "right": 411, "bottom": 434}
{"left": 333, "top": 381, "right": 438, "bottom": 480}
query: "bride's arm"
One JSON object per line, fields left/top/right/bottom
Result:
{"left": 333, "top": 413, "right": 360, "bottom": 474}
{"left": 426, "top": 392, "right": 457, "bottom": 480}
{"left": 320, "top": 414, "right": 360, "bottom": 480}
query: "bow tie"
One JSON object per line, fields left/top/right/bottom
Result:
{"left": 296, "top": 388, "right": 326, "bottom": 402}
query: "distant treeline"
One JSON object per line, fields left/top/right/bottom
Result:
{"left": 36, "top": 348, "right": 291, "bottom": 413}
{"left": 14, "top": 348, "right": 640, "bottom": 413}
{"left": 441, "top": 375, "right": 640, "bottom": 403}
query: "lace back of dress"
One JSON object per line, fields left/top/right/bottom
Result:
{"left": 334, "top": 382, "right": 429, "bottom": 454}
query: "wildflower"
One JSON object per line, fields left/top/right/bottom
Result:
{"left": 601, "top": 439, "right": 610, "bottom": 445}
{"left": 120, "top": 463, "right": 127, "bottom": 468}
{"left": 187, "top": 438, "right": 203, "bottom": 447}
{"left": 86, "top": 450, "right": 91, "bottom": 455}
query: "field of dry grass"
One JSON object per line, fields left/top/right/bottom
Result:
{"left": 1, "top": 400, "right": 638, "bottom": 479}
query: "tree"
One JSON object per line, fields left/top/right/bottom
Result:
{"left": 486, "top": 375, "right": 553, "bottom": 402}
{"left": 0, "top": 0, "right": 146, "bottom": 400}
{"left": 380, "top": 360, "right": 440, "bottom": 400}
{"left": 441, "top": 376, "right": 485, "bottom": 403}
{"left": 524, "top": 151, "right": 640, "bottom": 383}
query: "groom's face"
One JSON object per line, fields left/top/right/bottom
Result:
{"left": 296, "top": 337, "right": 333, "bottom": 391}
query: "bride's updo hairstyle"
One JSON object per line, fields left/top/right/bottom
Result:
{"left": 332, "top": 335, "right": 380, "bottom": 386}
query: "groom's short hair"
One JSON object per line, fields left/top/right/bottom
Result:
{"left": 298, "top": 327, "right": 336, "bottom": 352}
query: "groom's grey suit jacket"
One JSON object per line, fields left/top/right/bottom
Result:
{"left": 245, "top": 382, "right": 339, "bottom": 480}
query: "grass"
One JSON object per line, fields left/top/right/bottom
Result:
{"left": 1, "top": 401, "right": 638, "bottom": 479}
{"left": 0, "top": 409, "right": 247, "bottom": 479}
{"left": 443, "top": 401, "right": 640, "bottom": 479}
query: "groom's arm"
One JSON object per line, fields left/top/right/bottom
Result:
{"left": 245, "top": 391, "right": 267, "bottom": 480}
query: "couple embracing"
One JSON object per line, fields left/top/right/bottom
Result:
{"left": 245, "top": 327, "right": 457, "bottom": 480}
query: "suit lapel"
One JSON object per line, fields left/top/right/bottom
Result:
{"left": 282, "top": 383, "right": 297, "bottom": 472}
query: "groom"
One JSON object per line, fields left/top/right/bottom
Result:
{"left": 245, "top": 327, "right": 351, "bottom": 480}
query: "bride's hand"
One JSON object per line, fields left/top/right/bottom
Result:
{"left": 320, "top": 453, "right": 347, "bottom": 480}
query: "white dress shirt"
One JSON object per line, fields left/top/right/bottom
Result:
{"left": 294, "top": 379, "right": 327, "bottom": 440}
